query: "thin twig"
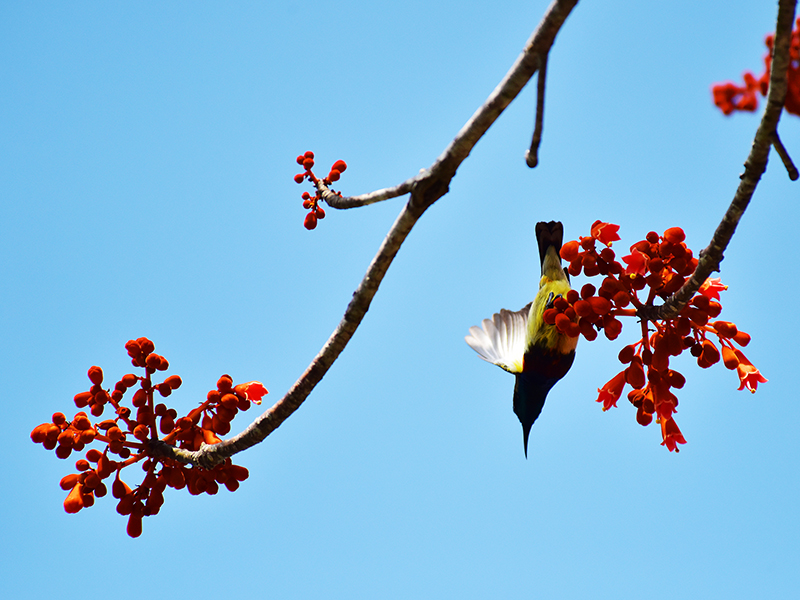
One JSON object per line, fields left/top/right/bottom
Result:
{"left": 639, "top": 0, "right": 797, "bottom": 323}
{"left": 772, "top": 130, "right": 799, "bottom": 180}
{"left": 152, "top": 0, "right": 581, "bottom": 469}
{"left": 526, "top": 52, "right": 548, "bottom": 168}
{"left": 319, "top": 178, "right": 416, "bottom": 209}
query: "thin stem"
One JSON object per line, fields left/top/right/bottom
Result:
{"left": 526, "top": 52, "right": 548, "bottom": 168}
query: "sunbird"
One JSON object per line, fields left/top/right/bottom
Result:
{"left": 465, "top": 221, "right": 577, "bottom": 457}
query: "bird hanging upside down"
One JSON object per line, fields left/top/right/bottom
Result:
{"left": 465, "top": 221, "right": 577, "bottom": 457}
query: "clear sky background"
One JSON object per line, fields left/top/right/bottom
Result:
{"left": 2, "top": 1, "right": 798, "bottom": 598}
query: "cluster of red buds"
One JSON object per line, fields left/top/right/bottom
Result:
{"left": 31, "top": 337, "right": 268, "bottom": 537}
{"left": 712, "top": 16, "right": 800, "bottom": 115}
{"left": 546, "top": 221, "right": 765, "bottom": 451}
{"left": 293, "top": 150, "right": 348, "bottom": 230}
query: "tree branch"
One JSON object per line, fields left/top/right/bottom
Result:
{"left": 319, "top": 178, "right": 415, "bottom": 209}
{"left": 151, "top": 0, "right": 580, "bottom": 469}
{"left": 639, "top": 0, "right": 797, "bottom": 323}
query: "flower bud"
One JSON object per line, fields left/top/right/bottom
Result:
{"left": 721, "top": 345, "right": 739, "bottom": 369}
{"left": 560, "top": 240, "right": 580, "bottom": 262}
{"left": 663, "top": 227, "right": 686, "bottom": 243}
{"left": 733, "top": 331, "right": 751, "bottom": 347}
{"left": 625, "top": 357, "right": 646, "bottom": 389}
{"left": 87, "top": 366, "right": 103, "bottom": 385}
{"left": 578, "top": 318, "right": 597, "bottom": 341}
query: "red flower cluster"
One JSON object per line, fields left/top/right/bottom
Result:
{"left": 547, "top": 222, "right": 765, "bottom": 451}
{"left": 294, "top": 151, "right": 347, "bottom": 230}
{"left": 712, "top": 17, "right": 800, "bottom": 115}
{"left": 31, "top": 337, "right": 268, "bottom": 537}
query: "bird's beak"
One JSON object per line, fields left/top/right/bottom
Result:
{"left": 522, "top": 423, "right": 533, "bottom": 459}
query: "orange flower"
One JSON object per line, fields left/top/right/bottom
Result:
{"left": 597, "top": 371, "right": 626, "bottom": 411}
{"left": 590, "top": 221, "right": 621, "bottom": 247}
{"left": 736, "top": 362, "right": 768, "bottom": 393}
{"left": 241, "top": 381, "right": 268, "bottom": 405}
{"left": 660, "top": 417, "right": 687, "bottom": 452}
{"left": 622, "top": 248, "right": 648, "bottom": 276}
{"left": 699, "top": 277, "right": 728, "bottom": 300}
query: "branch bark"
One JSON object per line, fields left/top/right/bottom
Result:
{"left": 152, "top": 0, "right": 580, "bottom": 468}
{"left": 638, "top": 0, "right": 797, "bottom": 323}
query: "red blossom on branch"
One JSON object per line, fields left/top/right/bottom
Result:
{"left": 31, "top": 337, "right": 267, "bottom": 537}
{"left": 712, "top": 17, "right": 800, "bottom": 116}
{"left": 590, "top": 220, "right": 621, "bottom": 246}
{"left": 735, "top": 352, "right": 769, "bottom": 393}
{"left": 551, "top": 222, "right": 764, "bottom": 452}
{"left": 293, "top": 151, "right": 348, "bottom": 230}
{"left": 597, "top": 371, "right": 626, "bottom": 411}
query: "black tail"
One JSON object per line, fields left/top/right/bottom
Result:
{"left": 535, "top": 221, "right": 564, "bottom": 268}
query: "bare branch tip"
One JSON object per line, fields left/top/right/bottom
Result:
{"left": 526, "top": 52, "right": 548, "bottom": 170}
{"left": 772, "top": 130, "right": 799, "bottom": 180}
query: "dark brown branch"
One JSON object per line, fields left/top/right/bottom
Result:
{"left": 153, "top": 0, "right": 580, "bottom": 469}
{"left": 525, "top": 52, "right": 548, "bottom": 168}
{"left": 639, "top": 0, "right": 797, "bottom": 323}
{"left": 772, "top": 130, "right": 799, "bottom": 180}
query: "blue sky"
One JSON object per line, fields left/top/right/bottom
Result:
{"left": 2, "top": 1, "right": 798, "bottom": 598}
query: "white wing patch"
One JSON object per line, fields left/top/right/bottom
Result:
{"left": 465, "top": 303, "right": 531, "bottom": 374}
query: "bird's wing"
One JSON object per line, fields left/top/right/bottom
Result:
{"left": 465, "top": 303, "right": 531, "bottom": 374}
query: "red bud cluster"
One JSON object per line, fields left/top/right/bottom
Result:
{"left": 31, "top": 337, "right": 268, "bottom": 537}
{"left": 293, "top": 151, "right": 348, "bottom": 230}
{"left": 551, "top": 222, "right": 765, "bottom": 452}
{"left": 712, "top": 17, "right": 800, "bottom": 116}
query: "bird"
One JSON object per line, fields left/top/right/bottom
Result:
{"left": 465, "top": 221, "right": 577, "bottom": 457}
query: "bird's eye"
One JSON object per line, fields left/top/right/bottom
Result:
{"left": 545, "top": 293, "right": 562, "bottom": 310}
